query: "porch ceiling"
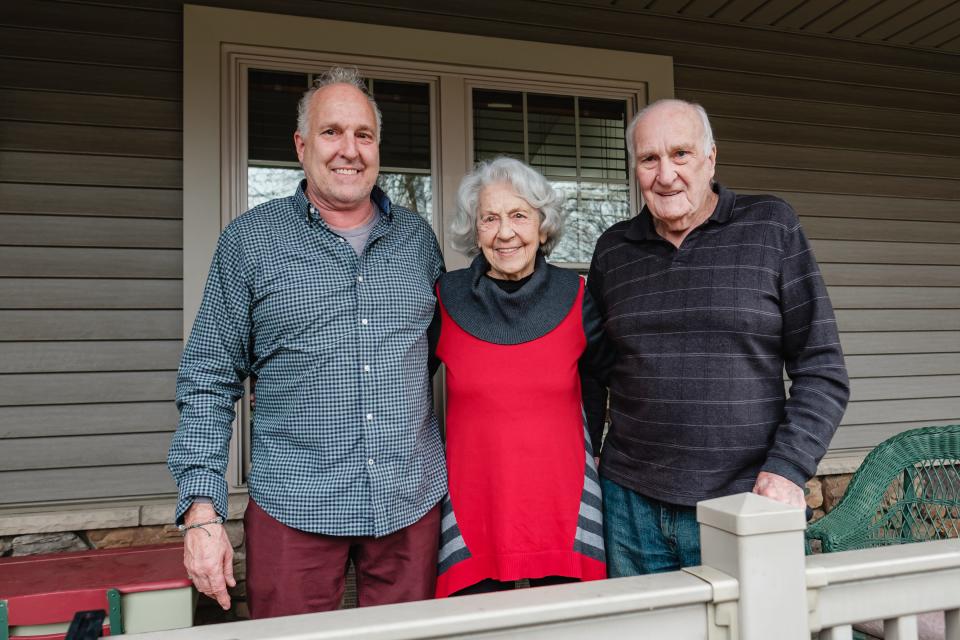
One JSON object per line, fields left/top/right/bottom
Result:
{"left": 569, "top": 0, "right": 960, "bottom": 54}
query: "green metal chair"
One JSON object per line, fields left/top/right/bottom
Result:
{"left": 806, "top": 424, "right": 960, "bottom": 554}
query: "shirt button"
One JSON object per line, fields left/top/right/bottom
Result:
{"left": 363, "top": 365, "right": 371, "bottom": 372}
{"left": 361, "top": 318, "right": 368, "bottom": 325}
{"left": 367, "top": 458, "right": 375, "bottom": 466}
{"left": 339, "top": 237, "right": 346, "bottom": 242}
{"left": 357, "top": 276, "right": 364, "bottom": 283}
{"left": 366, "top": 413, "right": 374, "bottom": 421}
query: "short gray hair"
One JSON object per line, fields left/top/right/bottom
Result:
{"left": 296, "top": 67, "right": 383, "bottom": 141}
{"left": 449, "top": 157, "right": 565, "bottom": 258}
{"left": 625, "top": 99, "right": 715, "bottom": 167}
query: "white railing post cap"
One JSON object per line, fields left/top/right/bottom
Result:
{"left": 697, "top": 493, "right": 806, "bottom": 536}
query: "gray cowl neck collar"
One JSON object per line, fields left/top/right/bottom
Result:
{"left": 437, "top": 251, "right": 580, "bottom": 345}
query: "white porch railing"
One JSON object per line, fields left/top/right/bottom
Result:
{"left": 127, "top": 493, "right": 960, "bottom": 640}
{"left": 807, "top": 539, "right": 960, "bottom": 639}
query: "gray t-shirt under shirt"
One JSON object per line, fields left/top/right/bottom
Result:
{"left": 326, "top": 204, "right": 381, "bottom": 256}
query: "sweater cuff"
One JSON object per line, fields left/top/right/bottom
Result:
{"left": 760, "top": 456, "right": 810, "bottom": 488}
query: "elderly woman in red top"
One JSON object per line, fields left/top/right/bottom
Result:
{"left": 433, "top": 156, "right": 610, "bottom": 597}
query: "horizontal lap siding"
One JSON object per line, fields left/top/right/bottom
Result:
{"left": 0, "top": 341, "right": 182, "bottom": 372}
{"left": 0, "top": 402, "right": 179, "bottom": 439}
{"left": 0, "top": 0, "right": 183, "bottom": 506}
{"left": 1, "top": 0, "right": 957, "bottom": 510}
{"left": 1, "top": 465, "right": 176, "bottom": 506}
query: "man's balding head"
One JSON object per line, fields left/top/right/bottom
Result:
{"left": 627, "top": 99, "right": 719, "bottom": 246}
{"left": 626, "top": 99, "right": 714, "bottom": 168}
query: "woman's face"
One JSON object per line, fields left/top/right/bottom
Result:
{"left": 476, "top": 182, "right": 546, "bottom": 281}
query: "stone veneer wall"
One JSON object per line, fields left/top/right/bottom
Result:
{"left": 803, "top": 473, "right": 853, "bottom": 555}
{"left": 0, "top": 473, "right": 857, "bottom": 624}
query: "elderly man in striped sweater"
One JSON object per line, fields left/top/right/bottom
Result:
{"left": 586, "top": 99, "right": 849, "bottom": 577}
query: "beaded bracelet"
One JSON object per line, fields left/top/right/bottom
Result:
{"left": 177, "top": 516, "right": 225, "bottom": 536}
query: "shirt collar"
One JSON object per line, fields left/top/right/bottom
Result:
{"left": 295, "top": 180, "right": 394, "bottom": 224}
{"left": 624, "top": 182, "right": 734, "bottom": 242}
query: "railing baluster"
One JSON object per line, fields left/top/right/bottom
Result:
{"left": 946, "top": 608, "right": 960, "bottom": 640}
{"left": 884, "top": 615, "right": 919, "bottom": 640}
{"left": 819, "top": 624, "right": 853, "bottom": 640}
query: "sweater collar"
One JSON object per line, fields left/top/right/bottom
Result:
{"left": 624, "top": 182, "right": 734, "bottom": 242}
{"left": 438, "top": 251, "right": 580, "bottom": 345}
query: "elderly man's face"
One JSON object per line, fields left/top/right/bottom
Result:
{"left": 294, "top": 83, "right": 379, "bottom": 213}
{"left": 633, "top": 103, "right": 717, "bottom": 235}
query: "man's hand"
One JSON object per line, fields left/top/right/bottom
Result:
{"left": 182, "top": 503, "right": 235, "bottom": 610}
{"left": 752, "top": 471, "right": 806, "bottom": 509}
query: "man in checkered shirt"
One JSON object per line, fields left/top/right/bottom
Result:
{"left": 168, "top": 67, "right": 445, "bottom": 618}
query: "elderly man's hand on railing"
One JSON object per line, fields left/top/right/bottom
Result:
{"left": 752, "top": 471, "right": 806, "bottom": 509}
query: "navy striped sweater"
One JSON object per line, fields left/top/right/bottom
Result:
{"left": 586, "top": 184, "right": 849, "bottom": 506}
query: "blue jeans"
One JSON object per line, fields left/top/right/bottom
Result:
{"left": 601, "top": 476, "right": 701, "bottom": 577}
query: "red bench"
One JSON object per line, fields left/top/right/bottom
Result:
{"left": 0, "top": 543, "right": 193, "bottom": 639}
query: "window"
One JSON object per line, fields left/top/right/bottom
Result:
{"left": 473, "top": 89, "right": 630, "bottom": 265}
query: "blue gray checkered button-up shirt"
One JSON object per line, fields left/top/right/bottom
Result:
{"left": 168, "top": 182, "right": 446, "bottom": 537}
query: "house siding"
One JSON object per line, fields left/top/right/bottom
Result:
{"left": 0, "top": 0, "right": 183, "bottom": 506}
{"left": 0, "top": 0, "right": 957, "bottom": 511}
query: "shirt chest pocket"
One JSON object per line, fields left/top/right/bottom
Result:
{"left": 377, "top": 276, "right": 435, "bottom": 331}
{"left": 364, "top": 242, "right": 437, "bottom": 331}
{"left": 252, "top": 262, "right": 353, "bottom": 355}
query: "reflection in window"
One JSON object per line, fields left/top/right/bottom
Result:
{"left": 247, "top": 70, "right": 433, "bottom": 221}
{"left": 248, "top": 70, "right": 306, "bottom": 208}
{"left": 377, "top": 173, "right": 432, "bottom": 217}
{"left": 473, "top": 90, "right": 629, "bottom": 264}
{"left": 373, "top": 80, "right": 432, "bottom": 219}
{"left": 248, "top": 167, "right": 304, "bottom": 209}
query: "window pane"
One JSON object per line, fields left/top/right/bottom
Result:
{"left": 375, "top": 80, "right": 431, "bottom": 171}
{"left": 527, "top": 93, "right": 576, "bottom": 178}
{"left": 473, "top": 89, "right": 523, "bottom": 161}
{"left": 551, "top": 181, "right": 630, "bottom": 264}
{"left": 579, "top": 98, "right": 627, "bottom": 180}
{"left": 248, "top": 167, "right": 304, "bottom": 208}
{"left": 248, "top": 70, "right": 307, "bottom": 163}
{"left": 377, "top": 173, "right": 432, "bottom": 222}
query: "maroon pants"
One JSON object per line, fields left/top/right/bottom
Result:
{"left": 244, "top": 499, "right": 440, "bottom": 619}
